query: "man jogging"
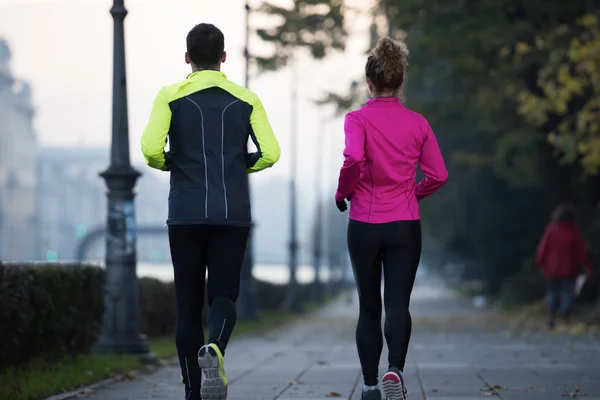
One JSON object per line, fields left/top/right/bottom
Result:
{"left": 141, "top": 23, "right": 280, "bottom": 400}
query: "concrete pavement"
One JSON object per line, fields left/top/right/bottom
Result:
{"left": 74, "top": 281, "right": 600, "bottom": 400}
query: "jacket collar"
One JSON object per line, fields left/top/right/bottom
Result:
{"left": 186, "top": 70, "right": 227, "bottom": 80}
{"left": 367, "top": 96, "right": 400, "bottom": 104}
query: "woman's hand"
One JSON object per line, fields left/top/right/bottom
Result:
{"left": 336, "top": 199, "right": 347, "bottom": 212}
{"left": 336, "top": 194, "right": 352, "bottom": 212}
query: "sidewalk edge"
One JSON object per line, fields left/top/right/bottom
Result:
{"left": 44, "top": 357, "right": 178, "bottom": 400}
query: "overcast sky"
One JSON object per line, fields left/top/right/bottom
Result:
{"left": 0, "top": 0, "right": 372, "bottom": 190}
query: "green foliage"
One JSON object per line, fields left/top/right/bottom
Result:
{"left": 516, "top": 12, "right": 600, "bottom": 174}
{"left": 0, "top": 312, "right": 304, "bottom": 400}
{"left": 498, "top": 259, "right": 546, "bottom": 308}
{"left": 393, "top": 0, "right": 595, "bottom": 294}
{"left": 0, "top": 264, "right": 184, "bottom": 372}
{"left": 0, "top": 262, "right": 325, "bottom": 373}
{"left": 0, "top": 354, "right": 139, "bottom": 400}
{"left": 254, "top": 278, "right": 326, "bottom": 310}
{"left": 316, "top": 80, "right": 368, "bottom": 116}
{"left": 254, "top": 0, "right": 347, "bottom": 71}
{"left": 255, "top": 0, "right": 600, "bottom": 298}
{"left": 138, "top": 277, "right": 177, "bottom": 337}
{"left": 0, "top": 263, "right": 105, "bottom": 371}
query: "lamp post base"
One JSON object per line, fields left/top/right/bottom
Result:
{"left": 311, "top": 279, "right": 324, "bottom": 304}
{"left": 237, "top": 225, "right": 259, "bottom": 321}
{"left": 93, "top": 334, "right": 156, "bottom": 363}
{"left": 282, "top": 280, "right": 302, "bottom": 313}
{"left": 283, "top": 237, "right": 302, "bottom": 313}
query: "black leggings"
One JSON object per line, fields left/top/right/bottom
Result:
{"left": 347, "top": 219, "right": 422, "bottom": 386}
{"left": 168, "top": 224, "right": 250, "bottom": 400}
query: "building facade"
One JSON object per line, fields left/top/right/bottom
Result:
{"left": 0, "top": 38, "right": 170, "bottom": 262}
{"left": 37, "top": 147, "right": 170, "bottom": 262}
{"left": 0, "top": 39, "right": 38, "bottom": 261}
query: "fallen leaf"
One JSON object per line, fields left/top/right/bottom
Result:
{"left": 74, "top": 388, "right": 94, "bottom": 398}
{"left": 480, "top": 385, "right": 503, "bottom": 396}
{"left": 326, "top": 392, "right": 342, "bottom": 397}
{"left": 123, "top": 373, "right": 136, "bottom": 381}
{"left": 569, "top": 324, "right": 587, "bottom": 336}
{"left": 563, "top": 388, "right": 586, "bottom": 397}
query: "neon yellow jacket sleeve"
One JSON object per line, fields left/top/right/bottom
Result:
{"left": 141, "top": 88, "right": 171, "bottom": 171}
{"left": 247, "top": 96, "right": 281, "bottom": 173}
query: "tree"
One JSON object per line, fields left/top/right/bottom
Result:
{"left": 252, "top": 0, "right": 349, "bottom": 264}
{"left": 253, "top": 0, "right": 347, "bottom": 71}
{"left": 256, "top": 0, "right": 600, "bottom": 297}
{"left": 516, "top": 12, "right": 600, "bottom": 175}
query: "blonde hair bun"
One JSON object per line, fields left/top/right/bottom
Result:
{"left": 371, "top": 37, "right": 409, "bottom": 87}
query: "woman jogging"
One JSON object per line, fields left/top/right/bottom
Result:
{"left": 335, "top": 37, "right": 448, "bottom": 400}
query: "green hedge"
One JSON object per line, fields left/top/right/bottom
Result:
{"left": 497, "top": 258, "right": 546, "bottom": 308}
{"left": 138, "top": 277, "right": 177, "bottom": 337}
{"left": 0, "top": 263, "right": 104, "bottom": 371}
{"left": 0, "top": 262, "right": 318, "bottom": 372}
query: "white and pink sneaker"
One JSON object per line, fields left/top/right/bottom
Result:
{"left": 382, "top": 368, "right": 407, "bottom": 400}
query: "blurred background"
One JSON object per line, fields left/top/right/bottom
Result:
{"left": 1, "top": 0, "right": 599, "bottom": 302}
{"left": 0, "top": 0, "right": 367, "bottom": 284}
{"left": 1, "top": 0, "right": 600, "bottom": 370}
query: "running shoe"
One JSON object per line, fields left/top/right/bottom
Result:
{"left": 382, "top": 368, "right": 407, "bottom": 400}
{"left": 361, "top": 387, "right": 382, "bottom": 400}
{"left": 198, "top": 343, "right": 227, "bottom": 399}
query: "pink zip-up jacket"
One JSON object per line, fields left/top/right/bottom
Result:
{"left": 335, "top": 97, "right": 448, "bottom": 223}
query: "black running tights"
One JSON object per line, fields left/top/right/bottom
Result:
{"left": 347, "top": 219, "right": 422, "bottom": 386}
{"left": 168, "top": 224, "right": 250, "bottom": 400}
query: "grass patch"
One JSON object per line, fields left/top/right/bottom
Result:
{"left": 148, "top": 311, "right": 296, "bottom": 360}
{"left": 149, "top": 337, "right": 178, "bottom": 359}
{"left": 0, "top": 306, "right": 328, "bottom": 400}
{"left": 0, "top": 355, "right": 139, "bottom": 400}
{"left": 233, "top": 311, "right": 295, "bottom": 337}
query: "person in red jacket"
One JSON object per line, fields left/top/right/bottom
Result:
{"left": 536, "top": 203, "right": 594, "bottom": 328}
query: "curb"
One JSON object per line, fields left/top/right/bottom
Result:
{"left": 44, "top": 357, "right": 178, "bottom": 400}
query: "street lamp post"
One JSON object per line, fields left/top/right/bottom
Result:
{"left": 323, "top": 81, "right": 357, "bottom": 296}
{"left": 93, "top": 0, "right": 155, "bottom": 362}
{"left": 282, "top": 54, "right": 301, "bottom": 313}
{"left": 237, "top": 0, "right": 259, "bottom": 321}
{"left": 244, "top": 2, "right": 251, "bottom": 89}
{"left": 311, "top": 117, "right": 325, "bottom": 304}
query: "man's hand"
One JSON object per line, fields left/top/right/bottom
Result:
{"left": 164, "top": 151, "right": 172, "bottom": 171}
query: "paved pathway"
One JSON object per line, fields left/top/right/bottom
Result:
{"left": 76, "top": 280, "right": 600, "bottom": 400}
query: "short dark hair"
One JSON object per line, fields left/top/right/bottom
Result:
{"left": 552, "top": 203, "right": 575, "bottom": 222}
{"left": 186, "top": 23, "right": 225, "bottom": 68}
